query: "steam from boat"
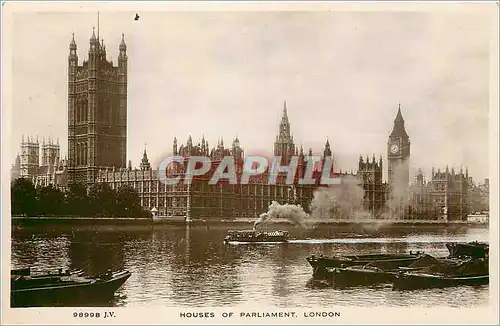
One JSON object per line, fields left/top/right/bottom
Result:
{"left": 254, "top": 201, "right": 308, "bottom": 229}
{"left": 382, "top": 159, "right": 410, "bottom": 219}
{"left": 309, "top": 175, "right": 365, "bottom": 219}
{"left": 253, "top": 212, "right": 269, "bottom": 230}
{"left": 253, "top": 172, "right": 411, "bottom": 229}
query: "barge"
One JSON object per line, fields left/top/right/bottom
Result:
{"left": 306, "top": 252, "right": 421, "bottom": 278}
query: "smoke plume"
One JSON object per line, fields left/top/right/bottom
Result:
{"left": 383, "top": 159, "right": 410, "bottom": 219}
{"left": 253, "top": 201, "right": 308, "bottom": 229}
{"left": 309, "top": 175, "right": 365, "bottom": 219}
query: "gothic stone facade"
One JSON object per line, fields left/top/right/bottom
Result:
{"left": 97, "top": 140, "right": 348, "bottom": 220}
{"left": 11, "top": 136, "right": 68, "bottom": 189}
{"left": 67, "top": 30, "right": 127, "bottom": 186}
{"left": 96, "top": 105, "right": 386, "bottom": 220}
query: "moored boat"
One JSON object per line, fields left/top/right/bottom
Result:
{"left": 446, "top": 241, "right": 489, "bottom": 259}
{"left": 326, "top": 265, "right": 400, "bottom": 287}
{"left": 11, "top": 268, "right": 131, "bottom": 307}
{"left": 324, "top": 254, "right": 457, "bottom": 287}
{"left": 393, "top": 272, "right": 489, "bottom": 290}
{"left": 12, "top": 267, "right": 84, "bottom": 278}
{"left": 223, "top": 229, "right": 289, "bottom": 244}
{"left": 306, "top": 252, "right": 421, "bottom": 278}
{"left": 393, "top": 257, "right": 489, "bottom": 290}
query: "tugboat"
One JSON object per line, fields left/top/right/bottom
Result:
{"left": 223, "top": 229, "right": 289, "bottom": 244}
{"left": 11, "top": 267, "right": 131, "bottom": 307}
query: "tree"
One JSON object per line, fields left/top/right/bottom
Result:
{"left": 116, "top": 185, "right": 143, "bottom": 217}
{"left": 11, "top": 178, "right": 38, "bottom": 216}
{"left": 37, "top": 185, "right": 65, "bottom": 216}
{"left": 66, "top": 182, "right": 90, "bottom": 216}
{"left": 88, "top": 183, "right": 117, "bottom": 217}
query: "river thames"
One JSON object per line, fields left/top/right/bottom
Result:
{"left": 11, "top": 223, "right": 489, "bottom": 308}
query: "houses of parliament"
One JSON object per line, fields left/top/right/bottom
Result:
{"left": 11, "top": 28, "right": 486, "bottom": 221}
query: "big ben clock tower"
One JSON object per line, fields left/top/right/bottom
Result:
{"left": 387, "top": 105, "right": 410, "bottom": 190}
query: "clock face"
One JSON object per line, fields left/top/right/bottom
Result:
{"left": 390, "top": 144, "right": 399, "bottom": 154}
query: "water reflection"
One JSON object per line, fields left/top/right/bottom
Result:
{"left": 11, "top": 224, "right": 488, "bottom": 308}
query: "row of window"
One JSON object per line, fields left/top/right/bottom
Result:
{"left": 105, "top": 181, "right": 308, "bottom": 197}
{"left": 74, "top": 101, "right": 88, "bottom": 124}
{"left": 74, "top": 143, "right": 87, "bottom": 166}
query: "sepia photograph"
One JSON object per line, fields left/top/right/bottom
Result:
{"left": 1, "top": 1, "right": 499, "bottom": 325}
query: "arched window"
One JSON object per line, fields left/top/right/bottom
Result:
{"left": 110, "top": 104, "right": 114, "bottom": 125}
{"left": 83, "top": 142, "right": 87, "bottom": 166}
{"left": 80, "top": 101, "right": 84, "bottom": 122}
{"left": 79, "top": 143, "right": 83, "bottom": 166}
{"left": 80, "top": 101, "right": 83, "bottom": 123}
{"left": 83, "top": 102, "right": 88, "bottom": 122}
{"left": 76, "top": 143, "right": 80, "bottom": 166}
{"left": 82, "top": 100, "right": 85, "bottom": 122}
{"left": 75, "top": 102, "right": 80, "bottom": 124}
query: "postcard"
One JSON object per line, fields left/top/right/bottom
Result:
{"left": 1, "top": 1, "right": 499, "bottom": 325}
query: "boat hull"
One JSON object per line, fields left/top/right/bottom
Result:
{"left": 224, "top": 237, "right": 288, "bottom": 244}
{"left": 224, "top": 229, "right": 289, "bottom": 244}
{"left": 446, "top": 242, "right": 489, "bottom": 258}
{"left": 393, "top": 272, "right": 489, "bottom": 290}
{"left": 307, "top": 254, "right": 420, "bottom": 278}
{"left": 327, "top": 266, "right": 400, "bottom": 287}
{"left": 11, "top": 270, "right": 131, "bottom": 307}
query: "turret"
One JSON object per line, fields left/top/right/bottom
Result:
{"left": 119, "top": 33, "right": 127, "bottom": 58}
{"left": 323, "top": 139, "right": 332, "bottom": 157}
{"left": 69, "top": 33, "right": 78, "bottom": 61}
{"left": 89, "top": 27, "right": 98, "bottom": 53}
{"left": 68, "top": 33, "right": 78, "bottom": 85}
{"left": 140, "top": 148, "right": 151, "bottom": 171}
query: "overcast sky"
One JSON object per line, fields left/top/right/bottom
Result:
{"left": 8, "top": 5, "right": 494, "bottom": 183}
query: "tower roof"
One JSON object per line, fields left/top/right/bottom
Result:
{"left": 70, "top": 33, "right": 77, "bottom": 49}
{"left": 389, "top": 104, "right": 409, "bottom": 138}
{"left": 120, "top": 33, "right": 127, "bottom": 51}
{"left": 281, "top": 100, "right": 289, "bottom": 124}
{"left": 140, "top": 146, "right": 150, "bottom": 170}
